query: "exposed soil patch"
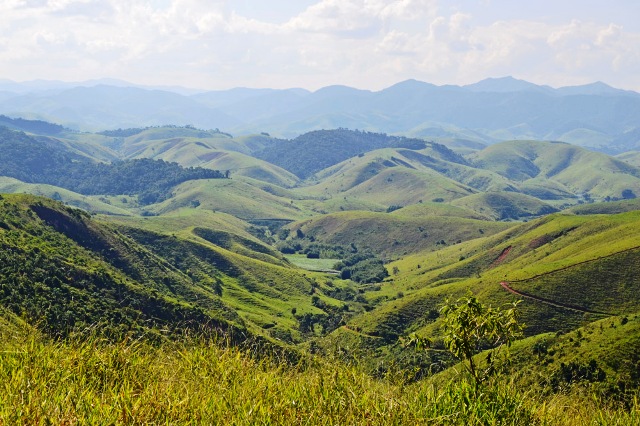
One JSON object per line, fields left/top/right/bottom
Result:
{"left": 528, "top": 227, "right": 577, "bottom": 249}
{"left": 490, "top": 246, "right": 512, "bottom": 268}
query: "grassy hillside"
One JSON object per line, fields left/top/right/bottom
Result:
{"left": 108, "top": 128, "right": 299, "bottom": 187}
{"left": 0, "top": 177, "right": 133, "bottom": 216}
{"left": 5, "top": 125, "right": 640, "bottom": 222}
{"left": 343, "top": 168, "right": 475, "bottom": 207}
{"left": 103, "top": 208, "right": 260, "bottom": 242}
{"left": 450, "top": 191, "right": 558, "bottom": 221}
{"left": 301, "top": 145, "right": 510, "bottom": 196}
{"left": 469, "top": 140, "right": 640, "bottom": 201}
{"left": 617, "top": 151, "right": 640, "bottom": 167}
{"left": 6, "top": 321, "right": 640, "bottom": 425}
{"left": 0, "top": 194, "right": 368, "bottom": 346}
{"left": 255, "top": 129, "right": 463, "bottom": 179}
{"left": 286, "top": 210, "right": 512, "bottom": 259}
{"left": 317, "top": 211, "right": 640, "bottom": 376}
{"left": 505, "top": 313, "right": 640, "bottom": 397}
{"left": 298, "top": 148, "right": 484, "bottom": 210}
{"left": 567, "top": 198, "right": 640, "bottom": 215}
{"left": 0, "top": 194, "right": 238, "bottom": 339}
{"left": 197, "top": 151, "right": 299, "bottom": 187}
{"left": 390, "top": 202, "right": 490, "bottom": 220}
{"left": 146, "top": 178, "right": 309, "bottom": 220}
{"left": 0, "top": 126, "right": 225, "bottom": 205}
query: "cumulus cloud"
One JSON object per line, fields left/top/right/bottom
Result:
{"left": 0, "top": 0, "right": 638, "bottom": 91}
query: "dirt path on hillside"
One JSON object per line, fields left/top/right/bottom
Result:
{"left": 499, "top": 281, "right": 614, "bottom": 316}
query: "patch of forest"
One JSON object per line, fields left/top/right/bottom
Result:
{"left": 0, "top": 126, "right": 225, "bottom": 204}
{"left": 0, "top": 115, "right": 67, "bottom": 135}
{"left": 255, "top": 129, "right": 463, "bottom": 179}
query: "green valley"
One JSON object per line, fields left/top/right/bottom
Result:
{"left": 1, "top": 119, "right": 640, "bottom": 424}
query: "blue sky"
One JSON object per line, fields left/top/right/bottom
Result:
{"left": 1, "top": 0, "right": 638, "bottom": 91}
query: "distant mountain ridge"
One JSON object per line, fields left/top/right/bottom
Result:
{"left": 0, "top": 77, "right": 639, "bottom": 153}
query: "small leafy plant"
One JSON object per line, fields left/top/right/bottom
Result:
{"left": 440, "top": 295, "right": 523, "bottom": 395}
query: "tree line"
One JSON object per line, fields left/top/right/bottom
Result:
{"left": 0, "top": 127, "right": 225, "bottom": 204}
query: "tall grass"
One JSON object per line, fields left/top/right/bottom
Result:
{"left": 0, "top": 331, "right": 636, "bottom": 425}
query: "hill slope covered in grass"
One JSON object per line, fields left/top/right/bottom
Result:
{"left": 450, "top": 191, "right": 559, "bottom": 220}
{"left": 2, "top": 115, "right": 640, "bottom": 423}
{"left": 0, "top": 194, "right": 367, "bottom": 345}
{"left": 254, "top": 129, "right": 462, "bottom": 179}
{"left": 1, "top": 302, "right": 638, "bottom": 424}
{"left": 284, "top": 210, "right": 512, "bottom": 259}
{"left": 316, "top": 210, "right": 640, "bottom": 378}
{"left": 0, "top": 127, "right": 226, "bottom": 204}
{"left": 468, "top": 140, "right": 640, "bottom": 202}
{"left": 4, "top": 125, "right": 640, "bottom": 221}
{"left": 0, "top": 193, "right": 235, "bottom": 339}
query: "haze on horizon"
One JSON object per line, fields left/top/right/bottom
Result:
{"left": 1, "top": 0, "right": 639, "bottom": 92}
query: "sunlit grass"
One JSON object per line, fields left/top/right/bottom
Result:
{"left": 284, "top": 254, "right": 340, "bottom": 271}
{"left": 1, "top": 328, "right": 637, "bottom": 425}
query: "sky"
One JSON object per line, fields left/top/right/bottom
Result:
{"left": 1, "top": 0, "right": 639, "bottom": 92}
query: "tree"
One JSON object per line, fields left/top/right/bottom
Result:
{"left": 622, "top": 189, "right": 636, "bottom": 199}
{"left": 440, "top": 295, "right": 523, "bottom": 395}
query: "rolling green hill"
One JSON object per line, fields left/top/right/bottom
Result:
{"left": 567, "top": 198, "right": 640, "bottom": 215}
{"left": 342, "top": 167, "right": 475, "bottom": 207}
{"left": 0, "top": 126, "right": 225, "bottom": 204}
{"left": 617, "top": 151, "right": 640, "bottom": 167}
{"left": 298, "top": 147, "right": 509, "bottom": 210}
{"left": 255, "top": 129, "right": 463, "bottom": 179}
{"left": 348, "top": 212, "right": 640, "bottom": 342}
{"left": 146, "top": 178, "right": 309, "bottom": 220}
{"left": 315, "top": 210, "right": 640, "bottom": 379}
{"left": 450, "top": 191, "right": 558, "bottom": 221}
{"left": 0, "top": 194, "right": 367, "bottom": 346}
{"left": 468, "top": 140, "right": 640, "bottom": 201}
{"left": 0, "top": 177, "right": 133, "bottom": 216}
{"left": 390, "top": 201, "right": 490, "bottom": 220}
{"left": 0, "top": 193, "right": 238, "bottom": 339}
{"left": 285, "top": 210, "right": 511, "bottom": 259}
{"left": 93, "top": 127, "right": 300, "bottom": 187}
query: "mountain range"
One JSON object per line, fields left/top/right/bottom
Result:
{"left": 1, "top": 77, "right": 639, "bottom": 153}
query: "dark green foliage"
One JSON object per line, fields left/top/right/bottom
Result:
{"left": 334, "top": 252, "right": 389, "bottom": 284}
{"left": 622, "top": 189, "right": 637, "bottom": 199}
{"left": 295, "top": 303, "right": 347, "bottom": 336}
{"left": 0, "top": 195, "right": 236, "bottom": 339}
{"left": 324, "top": 285, "right": 357, "bottom": 302}
{"left": 0, "top": 127, "right": 224, "bottom": 204}
{"left": 549, "top": 360, "right": 607, "bottom": 390}
{"left": 0, "top": 116, "right": 66, "bottom": 135}
{"left": 255, "top": 129, "right": 462, "bottom": 179}
{"left": 277, "top": 237, "right": 351, "bottom": 260}
{"left": 97, "top": 127, "right": 148, "bottom": 137}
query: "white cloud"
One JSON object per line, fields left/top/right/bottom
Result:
{"left": 0, "top": 0, "right": 638, "bottom": 91}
